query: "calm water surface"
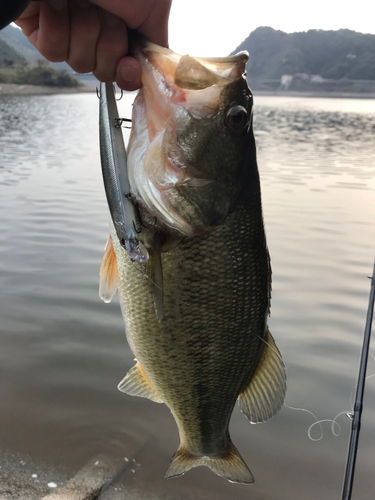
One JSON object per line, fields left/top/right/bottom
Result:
{"left": 0, "top": 93, "right": 375, "bottom": 499}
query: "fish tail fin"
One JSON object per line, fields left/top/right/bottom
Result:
{"left": 165, "top": 442, "right": 254, "bottom": 485}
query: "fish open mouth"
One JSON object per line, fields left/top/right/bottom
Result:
{"left": 127, "top": 40, "right": 251, "bottom": 236}
{"left": 136, "top": 40, "right": 249, "bottom": 137}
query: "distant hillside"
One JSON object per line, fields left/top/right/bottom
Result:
{"left": 0, "top": 37, "right": 25, "bottom": 66}
{"left": 232, "top": 27, "right": 375, "bottom": 91}
{"left": 0, "top": 25, "right": 39, "bottom": 62}
{"left": 0, "top": 25, "right": 73, "bottom": 72}
{"left": 0, "top": 27, "right": 80, "bottom": 88}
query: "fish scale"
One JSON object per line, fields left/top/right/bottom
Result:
{"left": 111, "top": 200, "right": 269, "bottom": 454}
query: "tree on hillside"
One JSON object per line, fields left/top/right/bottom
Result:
{"left": 231, "top": 27, "right": 375, "bottom": 83}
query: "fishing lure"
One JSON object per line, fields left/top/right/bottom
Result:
{"left": 98, "top": 82, "right": 148, "bottom": 263}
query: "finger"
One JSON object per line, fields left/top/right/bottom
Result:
{"left": 14, "top": 3, "right": 41, "bottom": 40}
{"left": 67, "top": 0, "right": 100, "bottom": 74}
{"left": 89, "top": 0, "right": 171, "bottom": 47}
{"left": 116, "top": 57, "right": 142, "bottom": 91}
{"left": 89, "top": 0, "right": 153, "bottom": 29}
{"left": 35, "top": 0, "right": 70, "bottom": 62}
{"left": 138, "top": 0, "right": 172, "bottom": 47}
{"left": 93, "top": 9, "right": 128, "bottom": 83}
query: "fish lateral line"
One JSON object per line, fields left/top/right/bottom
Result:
{"left": 129, "top": 257, "right": 230, "bottom": 325}
{"left": 129, "top": 256, "right": 269, "bottom": 338}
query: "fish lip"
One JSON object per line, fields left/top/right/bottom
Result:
{"left": 133, "top": 36, "right": 249, "bottom": 90}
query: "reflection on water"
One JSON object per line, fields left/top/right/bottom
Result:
{"left": 0, "top": 94, "right": 375, "bottom": 499}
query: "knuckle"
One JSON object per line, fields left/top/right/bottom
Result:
{"left": 93, "top": 67, "right": 116, "bottom": 83}
{"left": 68, "top": 59, "right": 95, "bottom": 74}
{"left": 41, "top": 51, "right": 68, "bottom": 63}
{"left": 38, "top": 40, "right": 69, "bottom": 63}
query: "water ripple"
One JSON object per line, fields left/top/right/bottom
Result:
{"left": 0, "top": 93, "right": 375, "bottom": 500}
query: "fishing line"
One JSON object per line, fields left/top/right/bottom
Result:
{"left": 257, "top": 334, "right": 346, "bottom": 441}
{"left": 258, "top": 332, "right": 375, "bottom": 442}
{"left": 297, "top": 360, "right": 375, "bottom": 443}
{"left": 281, "top": 373, "right": 375, "bottom": 443}
{"left": 281, "top": 351, "right": 375, "bottom": 443}
{"left": 131, "top": 248, "right": 375, "bottom": 460}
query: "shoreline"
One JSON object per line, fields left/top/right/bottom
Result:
{"left": 253, "top": 89, "right": 375, "bottom": 99}
{"left": 1, "top": 83, "right": 375, "bottom": 100}
{"left": 0, "top": 83, "right": 95, "bottom": 96}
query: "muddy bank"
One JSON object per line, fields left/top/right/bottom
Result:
{"left": 0, "top": 83, "right": 94, "bottom": 96}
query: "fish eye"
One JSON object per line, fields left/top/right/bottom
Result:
{"left": 226, "top": 105, "right": 249, "bottom": 132}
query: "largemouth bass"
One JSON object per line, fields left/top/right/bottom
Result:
{"left": 99, "top": 39, "right": 286, "bottom": 485}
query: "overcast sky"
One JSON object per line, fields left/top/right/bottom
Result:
{"left": 169, "top": 0, "right": 375, "bottom": 57}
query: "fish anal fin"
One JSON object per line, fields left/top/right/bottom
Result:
{"left": 238, "top": 329, "right": 286, "bottom": 423}
{"left": 165, "top": 442, "right": 254, "bottom": 485}
{"left": 99, "top": 235, "right": 118, "bottom": 303}
{"left": 117, "top": 362, "right": 163, "bottom": 403}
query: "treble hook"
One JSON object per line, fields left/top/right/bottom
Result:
{"left": 133, "top": 220, "right": 142, "bottom": 234}
{"left": 96, "top": 87, "right": 100, "bottom": 99}
{"left": 130, "top": 196, "right": 157, "bottom": 231}
{"left": 113, "top": 117, "right": 132, "bottom": 129}
{"left": 116, "top": 89, "right": 124, "bottom": 101}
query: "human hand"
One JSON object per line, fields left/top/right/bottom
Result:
{"left": 14, "top": 0, "right": 172, "bottom": 90}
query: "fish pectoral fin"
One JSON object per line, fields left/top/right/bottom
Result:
{"left": 238, "top": 329, "right": 286, "bottom": 423}
{"left": 117, "top": 362, "right": 163, "bottom": 403}
{"left": 165, "top": 442, "right": 254, "bottom": 485}
{"left": 99, "top": 235, "right": 118, "bottom": 303}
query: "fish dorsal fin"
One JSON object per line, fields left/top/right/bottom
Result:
{"left": 238, "top": 329, "right": 286, "bottom": 423}
{"left": 99, "top": 235, "right": 118, "bottom": 303}
{"left": 118, "top": 362, "right": 163, "bottom": 403}
{"left": 146, "top": 233, "right": 163, "bottom": 321}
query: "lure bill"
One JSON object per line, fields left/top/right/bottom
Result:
{"left": 98, "top": 82, "right": 149, "bottom": 264}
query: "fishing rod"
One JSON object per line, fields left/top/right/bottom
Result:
{"left": 341, "top": 259, "right": 375, "bottom": 500}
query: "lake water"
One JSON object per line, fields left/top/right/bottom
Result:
{"left": 0, "top": 93, "right": 375, "bottom": 500}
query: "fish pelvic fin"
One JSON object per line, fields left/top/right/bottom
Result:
{"left": 238, "top": 329, "right": 286, "bottom": 423}
{"left": 99, "top": 235, "right": 118, "bottom": 303}
{"left": 117, "top": 361, "right": 163, "bottom": 403}
{"left": 165, "top": 442, "right": 254, "bottom": 485}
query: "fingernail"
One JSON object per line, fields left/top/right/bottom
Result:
{"left": 48, "top": 0, "right": 65, "bottom": 12}
{"left": 120, "top": 65, "right": 138, "bottom": 83}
